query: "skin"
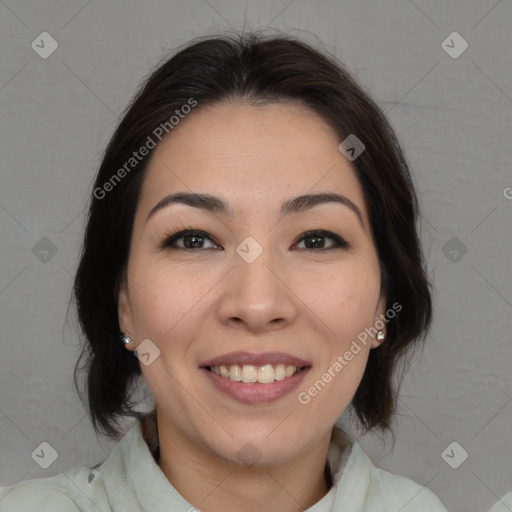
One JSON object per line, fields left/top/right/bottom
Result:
{"left": 118, "top": 100, "right": 386, "bottom": 512}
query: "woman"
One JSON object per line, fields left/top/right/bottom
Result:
{"left": 0, "top": 33, "right": 448, "bottom": 511}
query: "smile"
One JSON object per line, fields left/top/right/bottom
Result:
{"left": 200, "top": 351, "right": 312, "bottom": 403}
{"left": 207, "top": 363, "right": 304, "bottom": 383}
{"left": 201, "top": 366, "right": 311, "bottom": 404}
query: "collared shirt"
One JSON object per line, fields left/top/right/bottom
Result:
{"left": 0, "top": 414, "right": 448, "bottom": 511}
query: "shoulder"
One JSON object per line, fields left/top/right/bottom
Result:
{"left": 353, "top": 442, "right": 448, "bottom": 511}
{"left": 366, "top": 465, "right": 448, "bottom": 511}
{"left": 0, "top": 419, "right": 147, "bottom": 512}
{"left": 332, "top": 430, "right": 448, "bottom": 512}
{"left": 0, "top": 476, "right": 81, "bottom": 512}
{"left": 0, "top": 465, "right": 109, "bottom": 512}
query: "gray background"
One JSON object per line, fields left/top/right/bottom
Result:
{"left": 1, "top": 1, "right": 511, "bottom": 511}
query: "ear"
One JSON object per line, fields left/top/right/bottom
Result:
{"left": 370, "top": 295, "right": 387, "bottom": 349}
{"left": 117, "top": 271, "right": 135, "bottom": 350}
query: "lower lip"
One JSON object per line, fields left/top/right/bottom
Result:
{"left": 201, "top": 367, "right": 310, "bottom": 404}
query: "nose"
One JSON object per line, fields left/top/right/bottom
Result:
{"left": 216, "top": 244, "right": 299, "bottom": 333}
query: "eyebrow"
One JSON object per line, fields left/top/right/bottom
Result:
{"left": 146, "top": 192, "right": 364, "bottom": 228}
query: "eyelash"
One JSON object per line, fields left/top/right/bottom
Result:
{"left": 156, "top": 225, "right": 349, "bottom": 252}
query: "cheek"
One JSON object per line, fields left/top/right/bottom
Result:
{"left": 298, "top": 268, "right": 379, "bottom": 419}
{"left": 304, "top": 262, "right": 381, "bottom": 341}
{"left": 127, "top": 257, "right": 203, "bottom": 340}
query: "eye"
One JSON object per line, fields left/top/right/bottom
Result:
{"left": 157, "top": 228, "right": 349, "bottom": 251}
{"left": 159, "top": 230, "right": 220, "bottom": 250}
{"left": 294, "top": 230, "right": 349, "bottom": 250}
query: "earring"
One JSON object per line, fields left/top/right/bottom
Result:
{"left": 121, "top": 334, "right": 132, "bottom": 346}
{"left": 376, "top": 331, "right": 385, "bottom": 343}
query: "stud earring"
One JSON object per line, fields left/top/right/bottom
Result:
{"left": 121, "top": 334, "right": 132, "bottom": 346}
{"left": 376, "top": 331, "right": 385, "bottom": 343}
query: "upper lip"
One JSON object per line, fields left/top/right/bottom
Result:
{"left": 200, "top": 351, "right": 311, "bottom": 368}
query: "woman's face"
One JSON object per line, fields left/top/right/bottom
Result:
{"left": 118, "top": 101, "right": 385, "bottom": 465}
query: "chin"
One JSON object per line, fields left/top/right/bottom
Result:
{"left": 218, "top": 439, "right": 301, "bottom": 468}
{"left": 206, "top": 422, "right": 319, "bottom": 467}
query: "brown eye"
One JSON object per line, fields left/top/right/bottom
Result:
{"left": 158, "top": 229, "right": 348, "bottom": 251}
{"left": 160, "top": 230, "right": 220, "bottom": 250}
{"left": 295, "top": 230, "right": 349, "bottom": 250}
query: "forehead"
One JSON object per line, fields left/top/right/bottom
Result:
{"left": 138, "top": 101, "right": 367, "bottom": 221}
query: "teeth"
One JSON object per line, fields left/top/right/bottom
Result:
{"left": 241, "top": 365, "right": 257, "bottom": 383}
{"left": 285, "top": 365, "right": 296, "bottom": 377}
{"left": 229, "top": 364, "right": 242, "bottom": 381}
{"left": 274, "top": 363, "right": 286, "bottom": 381}
{"left": 209, "top": 363, "right": 302, "bottom": 383}
{"left": 257, "top": 364, "right": 274, "bottom": 384}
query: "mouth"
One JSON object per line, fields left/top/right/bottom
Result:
{"left": 199, "top": 351, "right": 312, "bottom": 404}
{"left": 205, "top": 363, "right": 309, "bottom": 383}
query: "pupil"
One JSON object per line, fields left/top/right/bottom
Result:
{"left": 306, "top": 236, "right": 324, "bottom": 249}
{"left": 185, "top": 235, "right": 202, "bottom": 248}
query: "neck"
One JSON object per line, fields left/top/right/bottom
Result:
{"left": 150, "top": 412, "right": 335, "bottom": 512}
